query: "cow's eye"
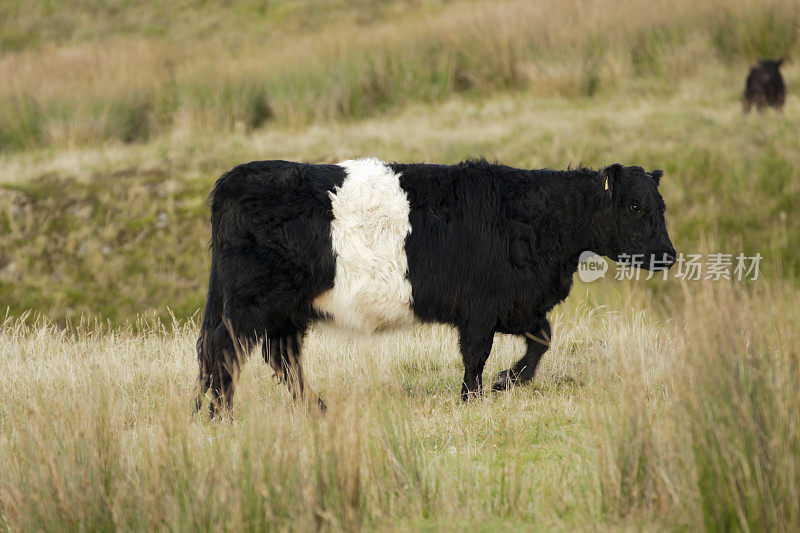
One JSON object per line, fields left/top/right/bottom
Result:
{"left": 630, "top": 204, "right": 641, "bottom": 213}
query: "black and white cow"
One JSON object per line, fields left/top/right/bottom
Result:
{"left": 196, "top": 157, "right": 676, "bottom": 416}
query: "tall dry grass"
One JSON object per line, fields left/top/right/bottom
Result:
{"left": 1, "top": 280, "right": 798, "bottom": 530}
{"left": 1, "top": 0, "right": 798, "bottom": 151}
{"left": 592, "top": 280, "right": 800, "bottom": 530}
{"left": 680, "top": 283, "right": 800, "bottom": 530}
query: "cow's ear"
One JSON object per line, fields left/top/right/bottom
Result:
{"left": 651, "top": 169, "right": 663, "bottom": 186}
{"left": 599, "top": 164, "right": 623, "bottom": 199}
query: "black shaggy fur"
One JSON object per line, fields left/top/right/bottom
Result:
{"left": 196, "top": 161, "right": 344, "bottom": 415}
{"left": 197, "top": 159, "right": 676, "bottom": 416}
{"left": 743, "top": 58, "right": 786, "bottom": 113}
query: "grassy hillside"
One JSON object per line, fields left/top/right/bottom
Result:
{"left": 1, "top": 0, "right": 797, "bottom": 151}
{"left": 2, "top": 74, "right": 800, "bottom": 323}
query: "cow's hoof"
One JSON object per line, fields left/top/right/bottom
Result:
{"left": 492, "top": 370, "right": 514, "bottom": 391}
{"left": 459, "top": 386, "right": 483, "bottom": 402}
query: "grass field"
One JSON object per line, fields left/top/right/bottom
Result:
{"left": 2, "top": 281, "right": 798, "bottom": 530}
{"left": 2, "top": 0, "right": 800, "bottom": 530}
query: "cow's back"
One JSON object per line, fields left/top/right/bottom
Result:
{"left": 209, "top": 158, "right": 541, "bottom": 334}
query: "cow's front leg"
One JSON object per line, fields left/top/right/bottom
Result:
{"left": 458, "top": 328, "right": 494, "bottom": 401}
{"left": 492, "top": 318, "right": 551, "bottom": 391}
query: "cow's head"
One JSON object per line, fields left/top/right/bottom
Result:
{"left": 759, "top": 58, "right": 784, "bottom": 72}
{"left": 593, "top": 164, "right": 676, "bottom": 270}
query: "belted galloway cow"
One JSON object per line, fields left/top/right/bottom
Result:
{"left": 196, "top": 158, "right": 676, "bottom": 416}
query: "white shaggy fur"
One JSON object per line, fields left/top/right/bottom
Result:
{"left": 312, "top": 158, "right": 416, "bottom": 332}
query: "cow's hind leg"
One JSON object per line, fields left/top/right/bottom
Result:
{"left": 263, "top": 329, "right": 325, "bottom": 411}
{"left": 199, "top": 306, "right": 269, "bottom": 418}
{"left": 200, "top": 321, "right": 243, "bottom": 419}
{"left": 492, "top": 319, "right": 551, "bottom": 391}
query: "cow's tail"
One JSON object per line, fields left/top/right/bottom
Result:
{"left": 195, "top": 248, "right": 224, "bottom": 413}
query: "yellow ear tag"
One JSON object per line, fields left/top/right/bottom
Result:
{"left": 604, "top": 177, "right": 609, "bottom": 191}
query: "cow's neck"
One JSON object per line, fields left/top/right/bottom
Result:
{"left": 539, "top": 170, "right": 603, "bottom": 278}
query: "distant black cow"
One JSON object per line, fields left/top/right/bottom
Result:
{"left": 743, "top": 58, "right": 786, "bottom": 112}
{"left": 196, "top": 158, "right": 676, "bottom": 416}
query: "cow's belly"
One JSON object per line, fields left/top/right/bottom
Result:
{"left": 312, "top": 158, "right": 417, "bottom": 333}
